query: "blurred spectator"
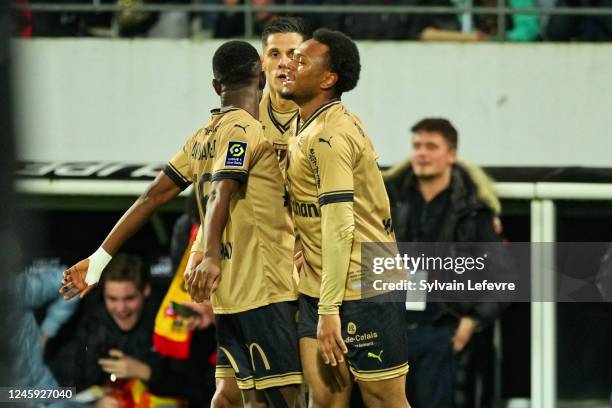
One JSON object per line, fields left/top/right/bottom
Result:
{"left": 291, "top": 0, "right": 338, "bottom": 35}
{"left": 214, "top": 0, "right": 245, "bottom": 37}
{"left": 213, "top": 0, "right": 278, "bottom": 37}
{"left": 254, "top": 0, "right": 277, "bottom": 33}
{"left": 142, "top": 0, "right": 194, "bottom": 38}
{"left": 147, "top": 11, "right": 190, "bottom": 38}
{"left": 29, "top": 0, "right": 106, "bottom": 37}
{"left": 545, "top": 0, "right": 612, "bottom": 41}
{"left": 29, "top": 0, "right": 193, "bottom": 38}
{"left": 383, "top": 118, "right": 506, "bottom": 408}
{"left": 341, "top": 0, "right": 428, "bottom": 40}
{"left": 195, "top": 0, "right": 221, "bottom": 35}
{"left": 116, "top": 0, "right": 159, "bottom": 37}
{"left": 12, "top": 262, "right": 79, "bottom": 389}
{"left": 51, "top": 254, "right": 163, "bottom": 404}
{"left": 419, "top": 0, "right": 540, "bottom": 41}
{"left": 405, "top": 0, "right": 461, "bottom": 40}
{"left": 48, "top": 254, "right": 215, "bottom": 406}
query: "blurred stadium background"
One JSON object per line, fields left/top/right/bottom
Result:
{"left": 3, "top": 1, "right": 612, "bottom": 407}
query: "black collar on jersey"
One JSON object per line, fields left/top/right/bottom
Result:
{"left": 210, "top": 105, "right": 259, "bottom": 121}
{"left": 211, "top": 106, "right": 241, "bottom": 115}
{"left": 296, "top": 99, "right": 341, "bottom": 136}
{"left": 268, "top": 98, "right": 298, "bottom": 134}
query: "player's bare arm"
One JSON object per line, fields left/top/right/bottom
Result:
{"left": 187, "top": 178, "right": 239, "bottom": 302}
{"left": 60, "top": 172, "right": 181, "bottom": 300}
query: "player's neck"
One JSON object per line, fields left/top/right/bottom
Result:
{"left": 298, "top": 94, "right": 336, "bottom": 123}
{"left": 221, "top": 89, "right": 259, "bottom": 119}
{"left": 270, "top": 90, "right": 297, "bottom": 113}
{"left": 417, "top": 169, "right": 452, "bottom": 202}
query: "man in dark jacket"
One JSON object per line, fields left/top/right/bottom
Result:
{"left": 384, "top": 118, "right": 506, "bottom": 408}
{"left": 49, "top": 254, "right": 215, "bottom": 407}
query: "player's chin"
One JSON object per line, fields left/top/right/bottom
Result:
{"left": 280, "top": 88, "right": 295, "bottom": 100}
{"left": 272, "top": 77, "right": 286, "bottom": 89}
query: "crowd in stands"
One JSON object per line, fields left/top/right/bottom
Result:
{"left": 11, "top": 0, "right": 612, "bottom": 41}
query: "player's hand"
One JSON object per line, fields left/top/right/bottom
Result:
{"left": 59, "top": 259, "right": 96, "bottom": 300}
{"left": 184, "top": 300, "right": 215, "bottom": 330}
{"left": 452, "top": 317, "right": 477, "bottom": 353}
{"left": 98, "top": 349, "right": 151, "bottom": 381}
{"left": 184, "top": 251, "right": 204, "bottom": 286}
{"left": 317, "top": 314, "right": 348, "bottom": 366}
{"left": 187, "top": 256, "right": 221, "bottom": 302}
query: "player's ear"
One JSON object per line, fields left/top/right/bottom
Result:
{"left": 212, "top": 78, "right": 222, "bottom": 96}
{"left": 259, "top": 70, "right": 266, "bottom": 91}
{"left": 320, "top": 72, "right": 338, "bottom": 92}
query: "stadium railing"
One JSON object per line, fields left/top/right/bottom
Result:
{"left": 11, "top": 2, "right": 612, "bottom": 39}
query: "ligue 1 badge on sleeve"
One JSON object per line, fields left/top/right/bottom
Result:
{"left": 225, "top": 141, "right": 248, "bottom": 166}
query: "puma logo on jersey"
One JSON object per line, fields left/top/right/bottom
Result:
{"left": 234, "top": 124, "right": 249, "bottom": 133}
{"left": 318, "top": 136, "right": 333, "bottom": 147}
{"left": 367, "top": 350, "right": 383, "bottom": 363}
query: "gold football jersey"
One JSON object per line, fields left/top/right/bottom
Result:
{"left": 286, "top": 100, "right": 396, "bottom": 301}
{"left": 165, "top": 107, "right": 297, "bottom": 314}
{"left": 259, "top": 91, "right": 298, "bottom": 178}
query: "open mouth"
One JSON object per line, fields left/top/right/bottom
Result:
{"left": 278, "top": 69, "right": 294, "bottom": 86}
{"left": 281, "top": 73, "right": 295, "bottom": 86}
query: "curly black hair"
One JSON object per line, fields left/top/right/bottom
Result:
{"left": 212, "top": 40, "right": 260, "bottom": 88}
{"left": 261, "top": 16, "right": 307, "bottom": 46}
{"left": 312, "top": 28, "right": 361, "bottom": 97}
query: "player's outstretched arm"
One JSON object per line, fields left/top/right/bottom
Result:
{"left": 60, "top": 172, "right": 182, "bottom": 300}
{"left": 187, "top": 179, "right": 239, "bottom": 302}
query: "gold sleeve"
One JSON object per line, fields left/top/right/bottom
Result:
{"left": 318, "top": 201, "right": 355, "bottom": 315}
{"left": 164, "top": 132, "right": 197, "bottom": 190}
{"left": 210, "top": 116, "right": 262, "bottom": 184}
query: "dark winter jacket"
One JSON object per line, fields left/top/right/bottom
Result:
{"left": 47, "top": 285, "right": 216, "bottom": 406}
{"left": 383, "top": 160, "right": 507, "bottom": 326}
